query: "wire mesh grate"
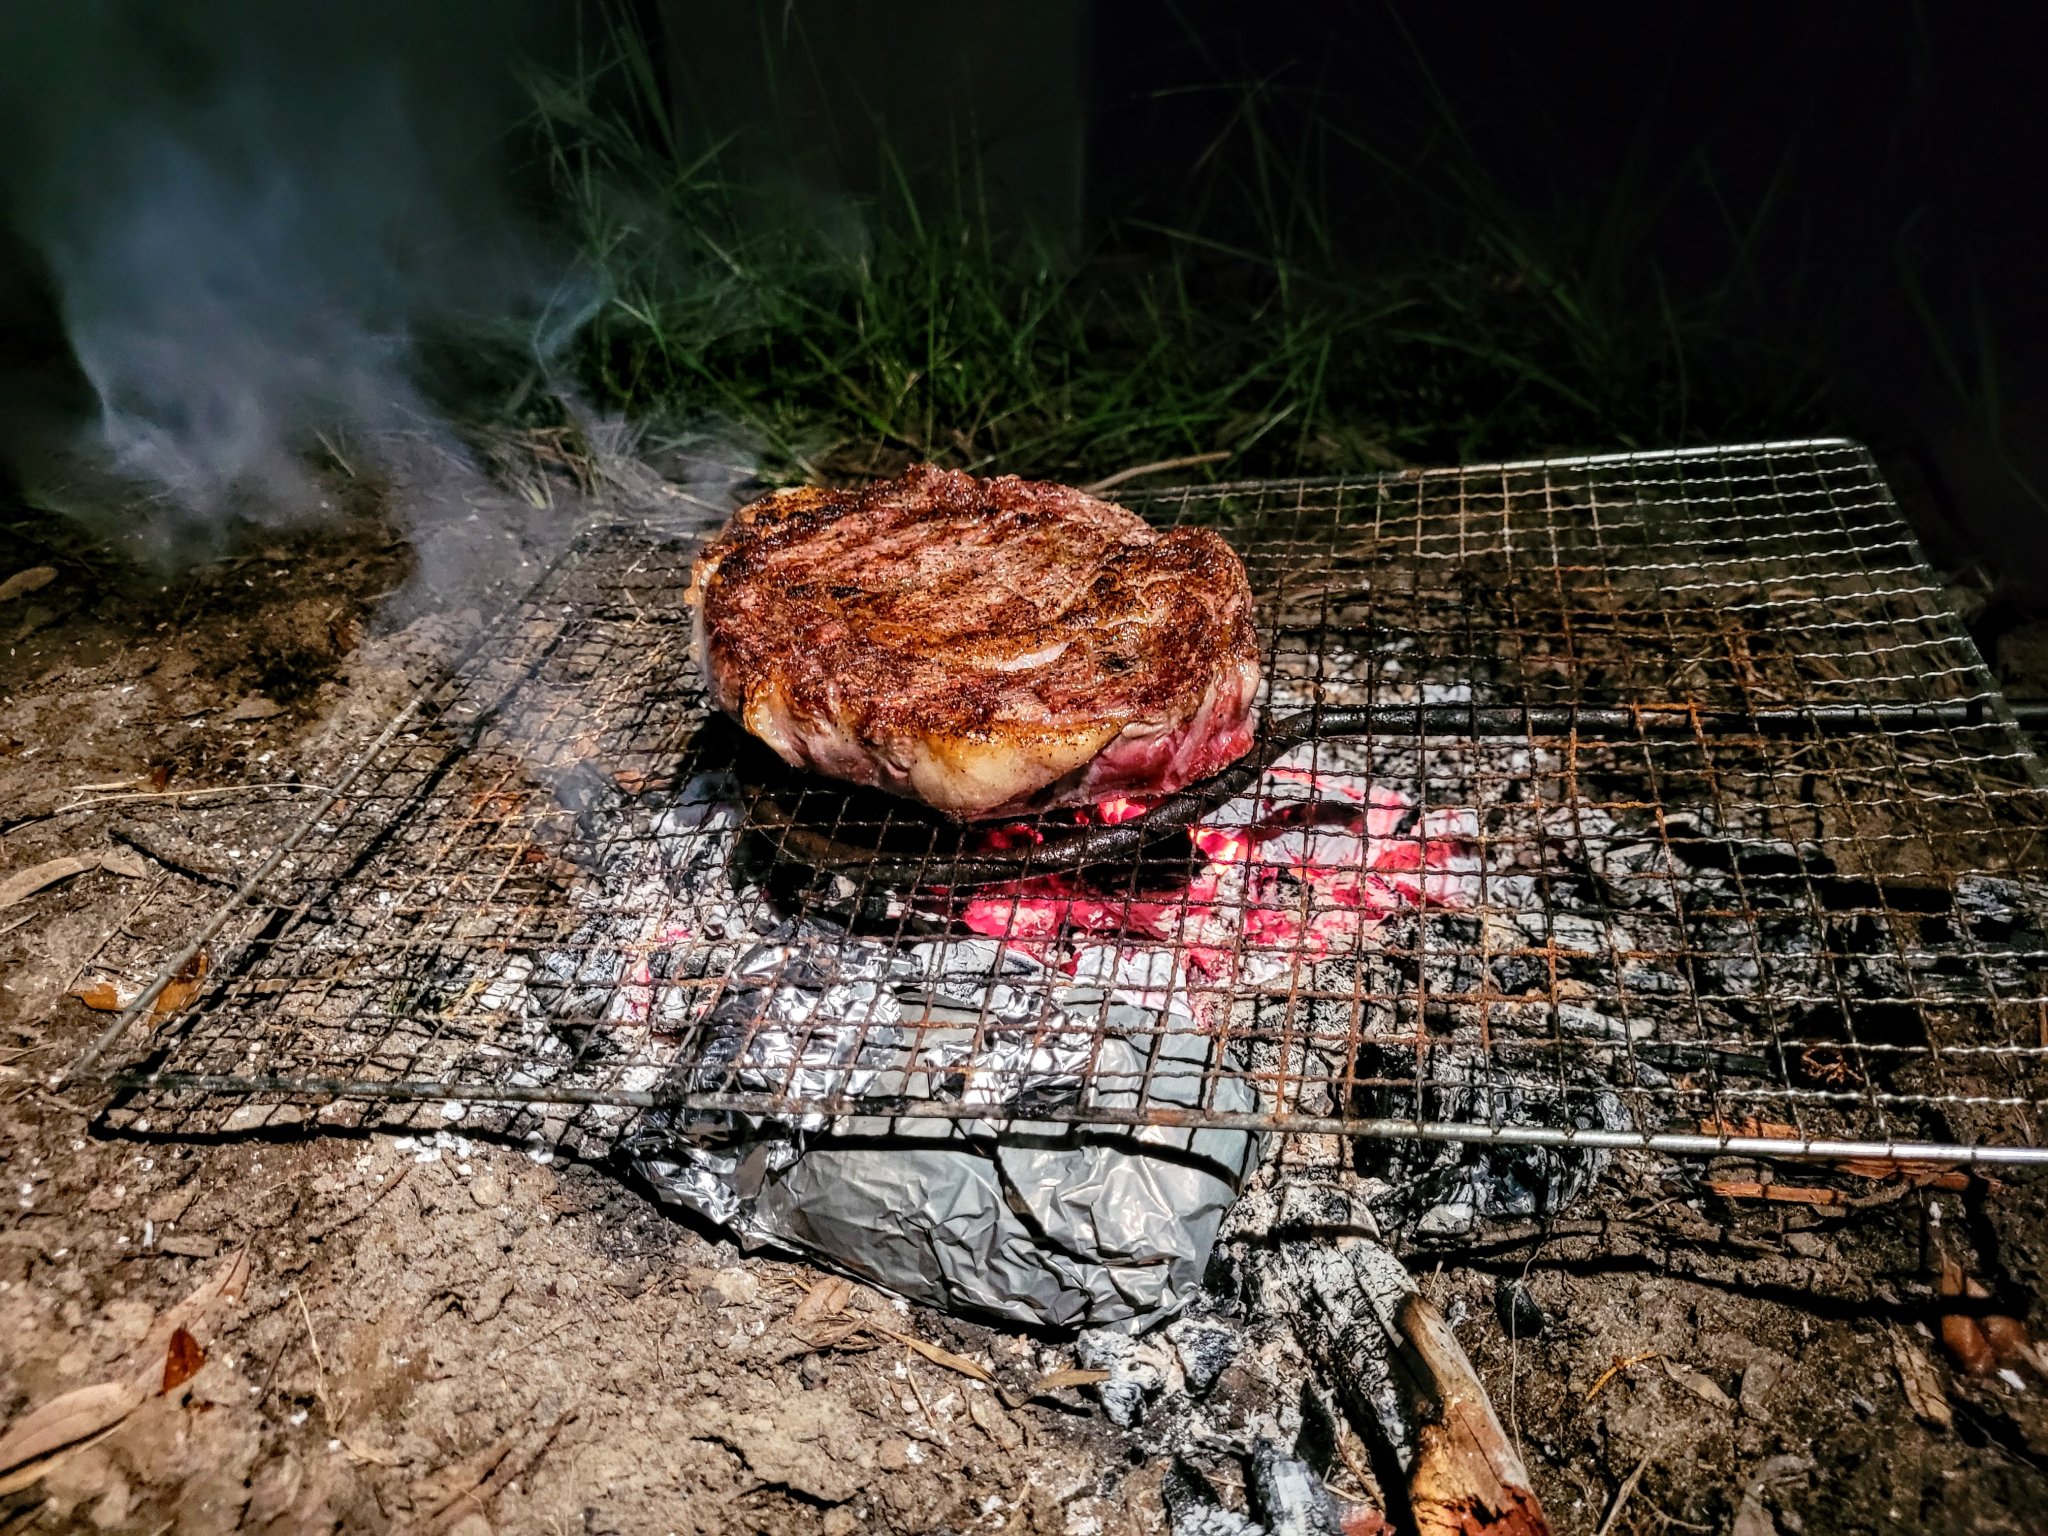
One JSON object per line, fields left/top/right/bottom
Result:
{"left": 67, "top": 439, "right": 2048, "bottom": 1162}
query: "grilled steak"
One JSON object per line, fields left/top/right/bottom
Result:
{"left": 687, "top": 465, "right": 1261, "bottom": 819}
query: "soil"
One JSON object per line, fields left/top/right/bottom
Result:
{"left": 2, "top": 444, "right": 2048, "bottom": 1535}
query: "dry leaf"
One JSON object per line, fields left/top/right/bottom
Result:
{"left": 1892, "top": 1330, "right": 1953, "bottom": 1428}
{"left": 0, "top": 855, "right": 97, "bottom": 909}
{"left": 125, "top": 1249, "right": 251, "bottom": 1381}
{"left": 1661, "top": 1356, "right": 1735, "bottom": 1409}
{"left": 66, "top": 951, "right": 207, "bottom": 1021}
{"left": 150, "top": 950, "right": 210, "bottom": 1020}
{"left": 1840, "top": 1157, "right": 1972, "bottom": 1189}
{"left": 69, "top": 977, "right": 139, "bottom": 1012}
{"left": 0, "top": 1379, "right": 147, "bottom": 1491}
{"left": 342, "top": 1436, "right": 403, "bottom": 1467}
{"left": 412, "top": 1413, "right": 572, "bottom": 1536}
{"left": 968, "top": 1393, "right": 1023, "bottom": 1450}
{"left": 1943, "top": 1313, "right": 1995, "bottom": 1376}
{"left": 99, "top": 848, "right": 150, "bottom": 880}
{"left": 872, "top": 1326, "right": 994, "bottom": 1383}
{"left": 161, "top": 1327, "right": 205, "bottom": 1394}
{"left": 0, "top": 566, "right": 57, "bottom": 603}
{"left": 0, "top": 1247, "right": 251, "bottom": 1493}
{"left": 792, "top": 1276, "right": 858, "bottom": 1330}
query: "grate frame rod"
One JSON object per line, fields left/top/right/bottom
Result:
{"left": 96, "top": 1070, "right": 2048, "bottom": 1166}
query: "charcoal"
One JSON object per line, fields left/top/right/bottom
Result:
{"left": 1495, "top": 1277, "right": 1547, "bottom": 1337}
{"left": 1489, "top": 952, "right": 1549, "bottom": 996}
{"left": 1161, "top": 1462, "right": 1265, "bottom": 1536}
{"left": 1166, "top": 1315, "right": 1244, "bottom": 1398}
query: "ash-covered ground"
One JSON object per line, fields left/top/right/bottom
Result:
{"left": 4, "top": 453, "right": 2048, "bottom": 1534}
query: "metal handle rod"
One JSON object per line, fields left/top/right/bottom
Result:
{"left": 781, "top": 698, "right": 2048, "bottom": 886}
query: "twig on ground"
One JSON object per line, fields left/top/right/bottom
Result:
{"left": 49, "top": 783, "right": 332, "bottom": 817}
{"left": 1584, "top": 1353, "right": 1661, "bottom": 1406}
{"left": 1593, "top": 1449, "right": 1656, "bottom": 1536}
{"left": 1083, "top": 451, "right": 1232, "bottom": 494}
{"left": 293, "top": 1283, "right": 346, "bottom": 1432}
{"left": 902, "top": 1355, "right": 950, "bottom": 1447}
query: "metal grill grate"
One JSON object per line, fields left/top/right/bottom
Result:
{"left": 67, "top": 439, "right": 2048, "bottom": 1163}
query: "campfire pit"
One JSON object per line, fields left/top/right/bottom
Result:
{"left": 65, "top": 439, "right": 2048, "bottom": 1183}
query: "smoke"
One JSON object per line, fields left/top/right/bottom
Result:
{"left": 0, "top": 1, "right": 575, "bottom": 561}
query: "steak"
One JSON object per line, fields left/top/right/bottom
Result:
{"left": 687, "top": 465, "right": 1261, "bottom": 819}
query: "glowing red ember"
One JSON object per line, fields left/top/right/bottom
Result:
{"left": 948, "top": 768, "right": 1479, "bottom": 987}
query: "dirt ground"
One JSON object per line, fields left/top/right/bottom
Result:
{"left": 4, "top": 447, "right": 2048, "bottom": 1535}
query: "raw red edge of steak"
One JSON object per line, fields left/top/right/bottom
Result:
{"left": 686, "top": 465, "right": 1262, "bottom": 820}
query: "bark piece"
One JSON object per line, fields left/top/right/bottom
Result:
{"left": 1253, "top": 1239, "right": 1549, "bottom": 1536}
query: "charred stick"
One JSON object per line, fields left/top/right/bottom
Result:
{"left": 1250, "top": 1238, "right": 1551, "bottom": 1536}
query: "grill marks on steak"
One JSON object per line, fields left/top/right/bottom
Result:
{"left": 687, "top": 465, "right": 1261, "bottom": 819}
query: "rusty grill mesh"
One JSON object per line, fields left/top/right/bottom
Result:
{"left": 67, "top": 439, "right": 2048, "bottom": 1162}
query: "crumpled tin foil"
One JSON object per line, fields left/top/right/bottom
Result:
{"left": 629, "top": 933, "right": 1257, "bottom": 1330}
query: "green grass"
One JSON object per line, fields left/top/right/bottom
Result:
{"left": 517, "top": 10, "right": 1844, "bottom": 485}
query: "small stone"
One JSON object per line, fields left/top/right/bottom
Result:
{"left": 144, "top": 1186, "right": 197, "bottom": 1225}
{"left": 468, "top": 1170, "right": 505, "bottom": 1209}
{"left": 822, "top": 1511, "right": 858, "bottom": 1536}
{"left": 446, "top": 1515, "right": 493, "bottom": 1536}
{"left": 686, "top": 1266, "right": 759, "bottom": 1307}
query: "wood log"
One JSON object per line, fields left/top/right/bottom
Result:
{"left": 1251, "top": 1238, "right": 1550, "bottom": 1536}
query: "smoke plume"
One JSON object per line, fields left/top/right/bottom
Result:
{"left": 0, "top": 1, "right": 568, "bottom": 561}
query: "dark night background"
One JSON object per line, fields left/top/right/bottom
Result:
{"left": 1, "top": 2, "right": 2046, "bottom": 646}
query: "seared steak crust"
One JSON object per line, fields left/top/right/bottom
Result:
{"left": 687, "top": 465, "right": 1260, "bottom": 818}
